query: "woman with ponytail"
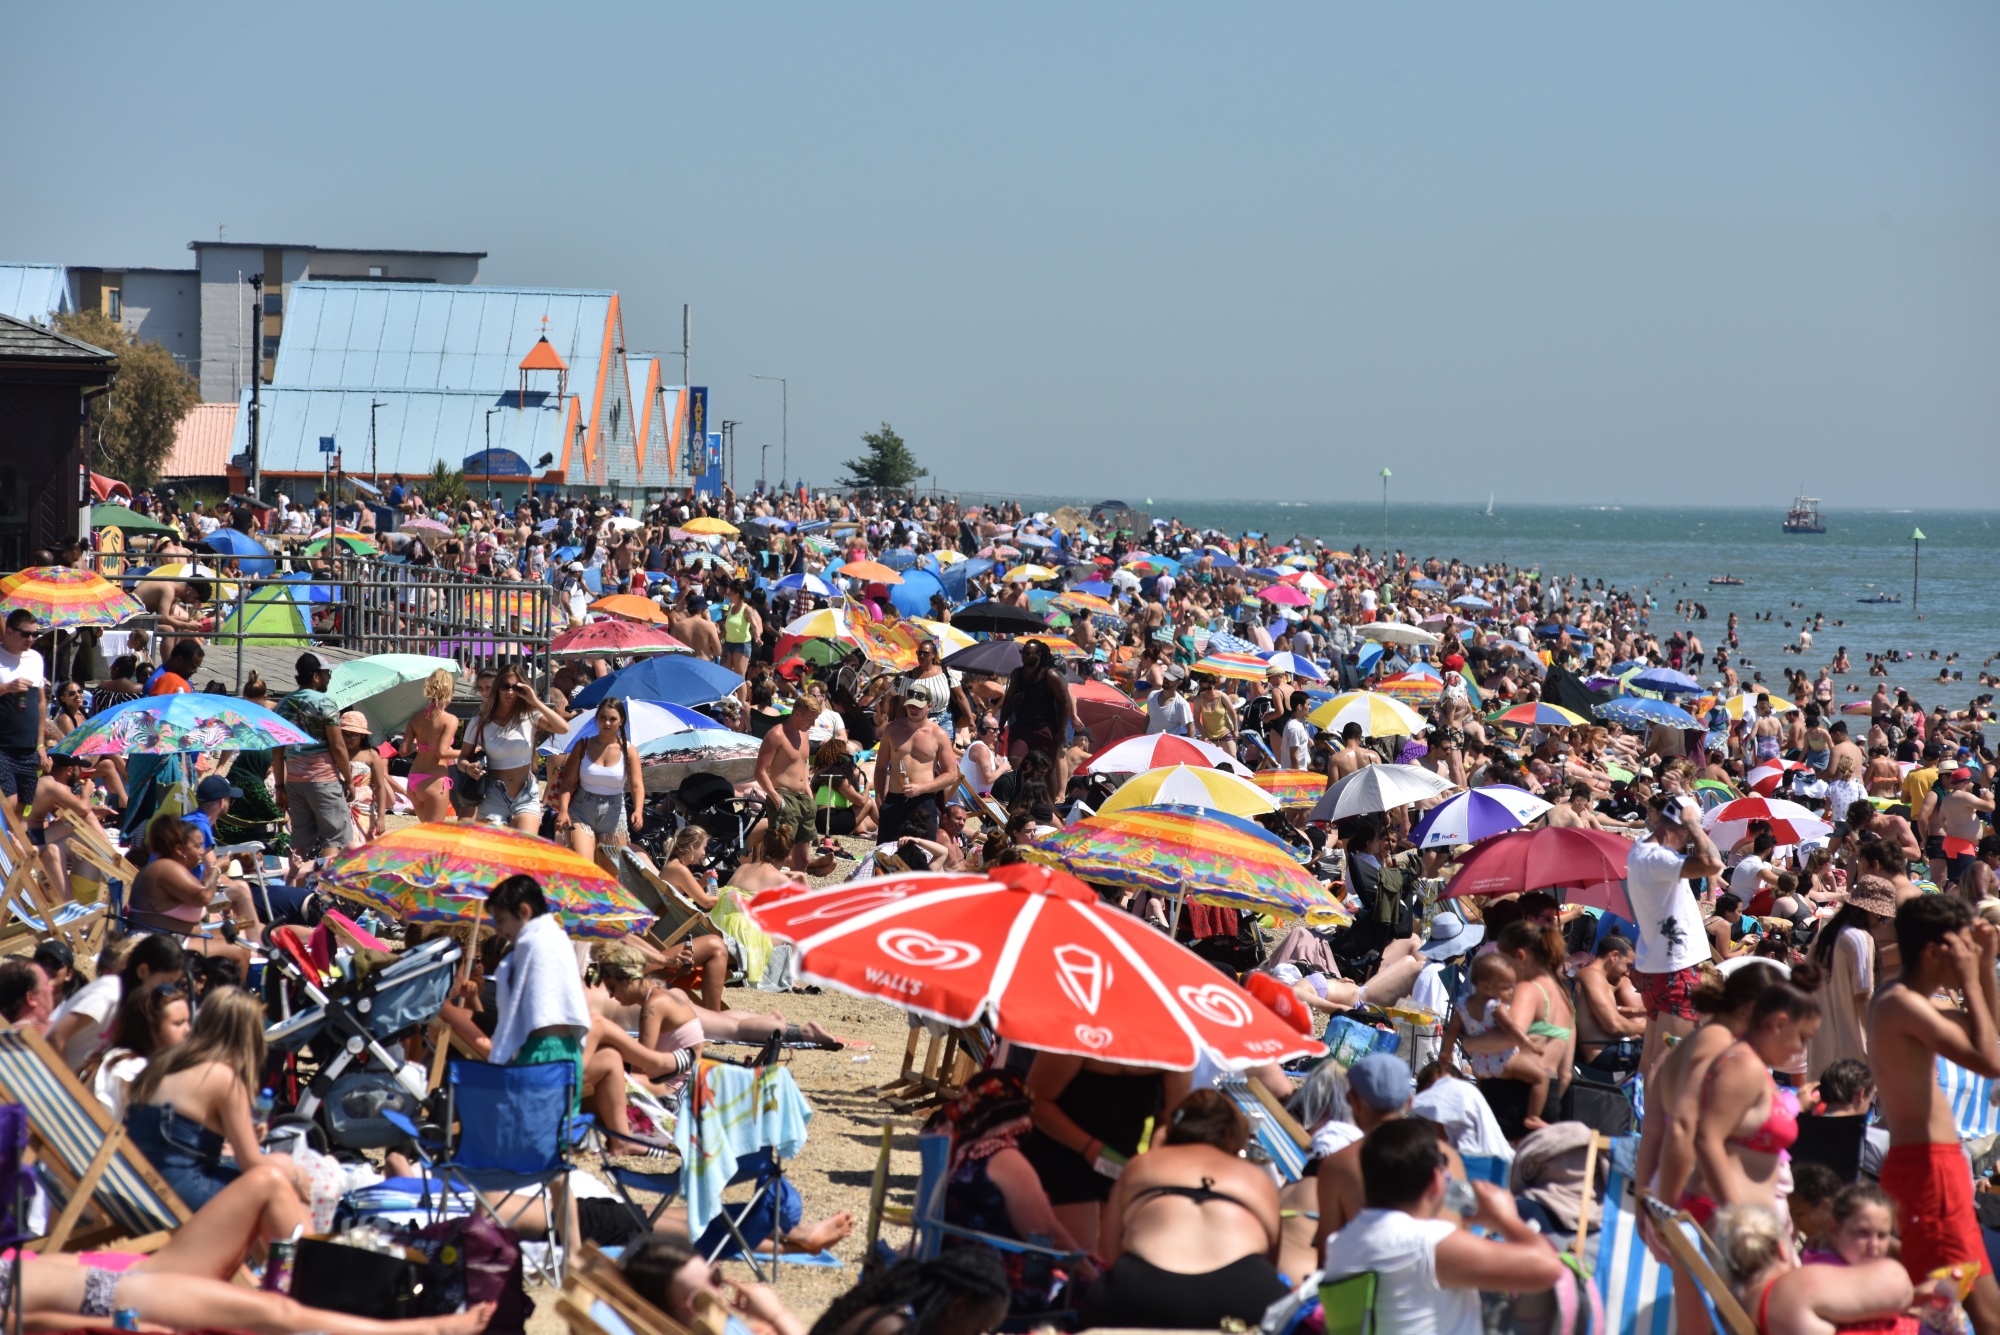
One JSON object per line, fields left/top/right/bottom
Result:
{"left": 1491, "top": 919, "right": 1577, "bottom": 1119}
{"left": 1689, "top": 972, "right": 1824, "bottom": 1237}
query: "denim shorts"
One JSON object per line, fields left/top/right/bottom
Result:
{"left": 478, "top": 774, "right": 541, "bottom": 823}
{"left": 570, "top": 789, "right": 626, "bottom": 841}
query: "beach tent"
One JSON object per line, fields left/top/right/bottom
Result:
{"left": 217, "top": 584, "right": 310, "bottom": 649}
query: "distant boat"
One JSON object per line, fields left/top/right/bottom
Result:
{"left": 1857, "top": 592, "right": 1902, "bottom": 604}
{"left": 1482, "top": 492, "right": 1494, "bottom": 517}
{"left": 1783, "top": 488, "right": 1826, "bottom": 534}
{"left": 1709, "top": 575, "right": 1746, "bottom": 586}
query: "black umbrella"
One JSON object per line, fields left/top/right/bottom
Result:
{"left": 942, "top": 640, "right": 1026, "bottom": 675}
{"left": 951, "top": 600, "right": 1046, "bottom": 634}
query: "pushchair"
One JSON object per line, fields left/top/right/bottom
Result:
{"left": 264, "top": 934, "right": 462, "bottom": 1151}
{"left": 675, "top": 771, "right": 765, "bottom": 880}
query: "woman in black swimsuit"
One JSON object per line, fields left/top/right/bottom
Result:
{"left": 1079, "top": 1091, "right": 1290, "bottom": 1331}
{"left": 1018, "top": 1052, "right": 1188, "bottom": 1250}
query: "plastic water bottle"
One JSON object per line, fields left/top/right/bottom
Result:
{"left": 253, "top": 1087, "right": 274, "bottom": 1128}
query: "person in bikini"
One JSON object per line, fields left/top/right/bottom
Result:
{"left": 400, "top": 669, "right": 460, "bottom": 823}
{"left": 1868, "top": 894, "right": 2000, "bottom": 1335}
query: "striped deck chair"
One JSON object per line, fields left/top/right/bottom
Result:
{"left": 557, "top": 1241, "right": 699, "bottom": 1335}
{"left": 0, "top": 807, "right": 109, "bottom": 957}
{"left": 1638, "top": 1193, "right": 1758, "bottom": 1335}
{"left": 0, "top": 1029, "right": 190, "bottom": 1252}
{"left": 1592, "top": 1142, "right": 1675, "bottom": 1335}
{"left": 1935, "top": 1057, "right": 2000, "bottom": 1139}
{"left": 1217, "top": 1073, "right": 1310, "bottom": 1183}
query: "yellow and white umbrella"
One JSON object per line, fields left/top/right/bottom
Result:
{"left": 145, "top": 561, "right": 239, "bottom": 603}
{"left": 1099, "top": 764, "right": 1279, "bottom": 818}
{"left": 908, "top": 618, "right": 977, "bottom": 655}
{"left": 1003, "top": 564, "right": 1060, "bottom": 584}
{"left": 781, "top": 608, "right": 857, "bottom": 641}
{"left": 1307, "top": 690, "right": 1429, "bottom": 738}
{"left": 1722, "top": 693, "right": 1797, "bottom": 720}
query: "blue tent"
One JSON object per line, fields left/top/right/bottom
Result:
{"left": 932, "top": 560, "right": 973, "bottom": 602}
{"left": 200, "top": 528, "right": 275, "bottom": 578}
{"left": 572, "top": 656, "right": 745, "bottom": 709}
{"left": 889, "top": 569, "right": 946, "bottom": 617}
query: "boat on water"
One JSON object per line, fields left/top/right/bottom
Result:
{"left": 1783, "top": 489, "right": 1826, "bottom": 534}
{"left": 1857, "top": 592, "right": 1903, "bottom": 605}
{"left": 1709, "top": 576, "right": 1746, "bottom": 586}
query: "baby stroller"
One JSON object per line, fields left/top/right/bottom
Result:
{"left": 264, "top": 934, "right": 462, "bottom": 1151}
{"left": 675, "top": 771, "right": 765, "bottom": 880}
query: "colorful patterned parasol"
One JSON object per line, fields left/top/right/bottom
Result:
{"left": 1054, "top": 590, "right": 1118, "bottom": 617}
{"left": 1017, "top": 632, "right": 1084, "bottom": 661}
{"left": 1489, "top": 701, "right": 1588, "bottom": 728}
{"left": 1374, "top": 671, "right": 1443, "bottom": 703}
{"left": 551, "top": 621, "right": 692, "bottom": 657}
{"left": 0, "top": 567, "right": 144, "bottom": 629}
{"left": 59, "top": 693, "right": 315, "bottom": 757}
{"left": 1190, "top": 652, "right": 1271, "bottom": 682}
{"left": 1248, "top": 769, "right": 1328, "bottom": 808}
{"left": 1024, "top": 804, "right": 1346, "bottom": 924}
{"left": 322, "top": 822, "right": 654, "bottom": 938}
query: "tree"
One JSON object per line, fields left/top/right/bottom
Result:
{"left": 838, "top": 422, "right": 926, "bottom": 491}
{"left": 423, "top": 460, "right": 468, "bottom": 509}
{"left": 53, "top": 309, "right": 200, "bottom": 489}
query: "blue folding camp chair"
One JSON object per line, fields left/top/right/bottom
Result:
{"left": 910, "top": 1133, "right": 1087, "bottom": 1328}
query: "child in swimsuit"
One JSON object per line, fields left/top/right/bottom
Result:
{"left": 1454, "top": 954, "right": 1554, "bottom": 1130}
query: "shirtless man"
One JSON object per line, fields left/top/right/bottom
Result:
{"left": 671, "top": 595, "right": 721, "bottom": 661}
{"left": 1545, "top": 781, "right": 1635, "bottom": 832}
{"left": 23, "top": 753, "right": 110, "bottom": 902}
{"left": 135, "top": 575, "right": 212, "bottom": 635}
{"left": 1963, "top": 836, "right": 2000, "bottom": 902}
{"left": 873, "top": 690, "right": 959, "bottom": 844}
{"left": 1924, "top": 769, "right": 1996, "bottom": 887}
{"left": 1828, "top": 721, "right": 1867, "bottom": 784}
{"left": 1869, "top": 895, "right": 2000, "bottom": 1334}
{"left": 1574, "top": 934, "right": 1647, "bottom": 1070}
{"left": 1328, "top": 722, "right": 1378, "bottom": 780}
{"left": 1847, "top": 798, "right": 1922, "bottom": 863}
{"left": 752, "top": 698, "right": 815, "bottom": 871}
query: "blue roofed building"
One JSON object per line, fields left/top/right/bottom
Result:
{"left": 0, "top": 264, "right": 74, "bottom": 324}
{"left": 235, "top": 281, "right": 699, "bottom": 495}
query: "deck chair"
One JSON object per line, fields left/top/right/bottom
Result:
{"left": 867, "top": 1020, "right": 983, "bottom": 1108}
{"left": 557, "top": 1242, "right": 699, "bottom": 1335}
{"left": 1319, "top": 1272, "right": 1378, "bottom": 1335}
{"left": 1217, "top": 1073, "right": 1310, "bottom": 1183}
{"left": 1593, "top": 1144, "right": 1675, "bottom": 1335}
{"left": 0, "top": 1028, "right": 191, "bottom": 1252}
{"left": 956, "top": 779, "right": 1007, "bottom": 835}
{"left": 1638, "top": 1193, "right": 1758, "bottom": 1335}
{"left": 610, "top": 846, "right": 719, "bottom": 951}
{"left": 0, "top": 806, "right": 109, "bottom": 957}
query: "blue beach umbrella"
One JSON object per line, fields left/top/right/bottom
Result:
{"left": 772, "top": 571, "right": 840, "bottom": 598}
{"left": 1596, "top": 697, "right": 1703, "bottom": 730}
{"left": 1408, "top": 785, "right": 1554, "bottom": 850}
{"left": 572, "top": 656, "right": 745, "bottom": 709}
{"left": 200, "top": 528, "right": 275, "bottom": 577}
{"left": 888, "top": 569, "right": 946, "bottom": 617}
{"left": 1628, "top": 666, "right": 1703, "bottom": 695}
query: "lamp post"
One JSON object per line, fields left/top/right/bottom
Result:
{"left": 1913, "top": 526, "right": 1925, "bottom": 610}
{"left": 753, "top": 375, "right": 787, "bottom": 490}
{"left": 1380, "top": 468, "right": 1392, "bottom": 542}
{"left": 484, "top": 407, "right": 502, "bottom": 512}
{"left": 720, "top": 419, "right": 739, "bottom": 492}
{"left": 759, "top": 444, "right": 771, "bottom": 494}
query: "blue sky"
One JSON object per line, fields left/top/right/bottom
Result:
{"left": 6, "top": 4, "right": 1996, "bottom": 506}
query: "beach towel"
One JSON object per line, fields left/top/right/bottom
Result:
{"left": 709, "top": 887, "right": 775, "bottom": 984}
{"left": 487, "top": 913, "right": 591, "bottom": 1066}
{"left": 673, "top": 1059, "right": 812, "bottom": 1237}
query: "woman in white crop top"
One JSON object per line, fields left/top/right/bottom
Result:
{"left": 551, "top": 698, "right": 646, "bottom": 861}
{"left": 458, "top": 663, "right": 570, "bottom": 832}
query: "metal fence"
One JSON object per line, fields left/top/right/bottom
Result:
{"left": 81, "top": 551, "right": 555, "bottom": 693}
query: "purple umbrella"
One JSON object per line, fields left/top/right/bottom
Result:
{"left": 1408, "top": 785, "right": 1555, "bottom": 850}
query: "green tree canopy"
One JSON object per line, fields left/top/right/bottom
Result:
{"left": 838, "top": 423, "right": 925, "bottom": 491}
{"left": 53, "top": 309, "right": 201, "bottom": 489}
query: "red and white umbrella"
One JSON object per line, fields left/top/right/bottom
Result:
{"left": 1745, "top": 760, "right": 1808, "bottom": 797}
{"left": 1702, "top": 796, "right": 1831, "bottom": 846}
{"left": 745, "top": 863, "right": 1324, "bottom": 1070}
{"left": 1079, "top": 733, "right": 1244, "bottom": 776}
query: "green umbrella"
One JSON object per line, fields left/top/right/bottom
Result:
{"left": 302, "top": 534, "right": 380, "bottom": 557}
{"left": 91, "top": 503, "right": 176, "bottom": 536}
{"left": 328, "top": 654, "right": 457, "bottom": 741}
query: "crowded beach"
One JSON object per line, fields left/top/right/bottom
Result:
{"left": 0, "top": 480, "right": 1995, "bottom": 1335}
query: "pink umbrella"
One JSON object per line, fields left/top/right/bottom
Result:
{"left": 1443, "top": 826, "right": 1636, "bottom": 917}
{"left": 1258, "top": 584, "right": 1311, "bottom": 608}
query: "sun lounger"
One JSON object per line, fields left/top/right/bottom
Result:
{"left": 0, "top": 1028, "right": 190, "bottom": 1252}
{"left": 0, "top": 807, "right": 110, "bottom": 956}
{"left": 609, "top": 846, "right": 718, "bottom": 949}
{"left": 558, "top": 1242, "right": 698, "bottom": 1335}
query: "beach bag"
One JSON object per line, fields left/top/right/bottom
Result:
{"left": 291, "top": 1236, "right": 422, "bottom": 1319}
{"left": 408, "top": 1214, "right": 531, "bottom": 1335}
{"left": 455, "top": 720, "right": 492, "bottom": 806}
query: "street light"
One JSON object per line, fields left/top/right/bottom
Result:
{"left": 369, "top": 400, "right": 387, "bottom": 485}
{"left": 484, "top": 407, "right": 502, "bottom": 512}
{"left": 719, "top": 420, "right": 740, "bottom": 492}
{"left": 759, "top": 444, "right": 771, "bottom": 494}
{"left": 753, "top": 375, "right": 786, "bottom": 490}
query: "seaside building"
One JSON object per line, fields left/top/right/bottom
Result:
{"left": 0, "top": 314, "right": 117, "bottom": 566}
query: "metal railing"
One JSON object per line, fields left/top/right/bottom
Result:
{"left": 80, "top": 550, "right": 554, "bottom": 693}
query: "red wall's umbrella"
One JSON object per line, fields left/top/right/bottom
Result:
{"left": 1442, "top": 826, "right": 1636, "bottom": 917}
{"left": 746, "top": 863, "right": 1323, "bottom": 1070}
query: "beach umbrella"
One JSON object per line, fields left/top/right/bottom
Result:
{"left": 400, "top": 516, "right": 453, "bottom": 538}
{"left": 1407, "top": 785, "right": 1554, "bottom": 850}
{"left": 1702, "top": 796, "right": 1832, "bottom": 846}
{"left": 1309, "top": 764, "right": 1454, "bottom": 821}
{"left": 1107, "top": 569, "right": 1142, "bottom": 592}
{"left": 60, "top": 693, "right": 314, "bottom": 757}
{"left": 1249, "top": 770, "right": 1328, "bottom": 809}
{"left": 326, "top": 654, "right": 459, "bottom": 739}
{"left": 1721, "top": 693, "right": 1798, "bottom": 720}
{"left": 942, "top": 639, "right": 1030, "bottom": 676}
{"left": 1261, "top": 652, "right": 1327, "bottom": 682}
{"left": 1288, "top": 572, "right": 1331, "bottom": 595}
{"left": 1100, "top": 764, "right": 1277, "bottom": 818}
{"left": 1307, "top": 691, "right": 1428, "bottom": 737}
{"left": 89, "top": 503, "right": 176, "bottom": 536}
{"left": 1190, "top": 653, "right": 1273, "bottom": 683}
{"left": 951, "top": 600, "right": 1046, "bottom": 634}
{"left": 838, "top": 560, "right": 904, "bottom": 585}
{"left": 744, "top": 863, "right": 1324, "bottom": 1069}
{"left": 1080, "top": 734, "right": 1242, "bottom": 776}
{"left": 1003, "top": 564, "right": 1060, "bottom": 584}
{"left": 1019, "top": 633, "right": 1085, "bottom": 661}
{"left": 1595, "top": 697, "right": 1703, "bottom": 730}
{"left": 681, "top": 517, "right": 738, "bottom": 537}
{"left": 572, "top": 655, "right": 745, "bottom": 710}
{"left": 1356, "top": 623, "right": 1442, "bottom": 648}
{"left": 1490, "top": 702, "right": 1589, "bottom": 729}
{"left": 1070, "top": 579, "right": 1114, "bottom": 597}
{"left": 302, "top": 534, "right": 380, "bottom": 557}
{"left": 1119, "top": 555, "right": 1180, "bottom": 577}
{"left": 771, "top": 571, "right": 840, "bottom": 598}
{"left": 888, "top": 569, "right": 947, "bottom": 618}
{"left": 878, "top": 548, "right": 921, "bottom": 572}
{"left": 538, "top": 699, "right": 707, "bottom": 756}
{"left": 976, "top": 545, "right": 1022, "bottom": 561}
{"left": 1199, "top": 547, "right": 1239, "bottom": 568}
{"left": 1409, "top": 578, "right": 1445, "bottom": 592}
{"left": 907, "top": 618, "right": 977, "bottom": 655}
{"left": 1070, "top": 677, "right": 1148, "bottom": 748}
{"left": 1025, "top": 805, "right": 1342, "bottom": 922}
{"left": 590, "top": 594, "right": 671, "bottom": 625}
{"left": 1375, "top": 672, "right": 1443, "bottom": 703}
{"left": 1442, "top": 826, "right": 1635, "bottom": 917}
{"left": 781, "top": 608, "right": 859, "bottom": 641}
{"left": 1258, "top": 584, "right": 1311, "bottom": 608}
{"left": 323, "top": 823, "right": 653, "bottom": 939}
{"left": 1450, "top": 594, "right": 1493, "bottom": 610}
{"left": 1055, "top": 590, "right": 1118, "bottom": 617}
{"left": 197, "top": 528, "right": 276, "bottom": 577}
{"left": 143, "top": 561, "right": 238, "bottom": 602}
{"left": 680, "top": 550, "right": 730, "bottom": 570}
{"left": 0, "top": 567, "right": 143, "bottom": 629}
{"left": 1628, "top": 666, "right": 1703, "bottom": 695}
{"left": 1746, "top": 761, "right": 1807, "bottom": 797}
{"left": 550, "top": 621, "right": 691, "bottom": 657}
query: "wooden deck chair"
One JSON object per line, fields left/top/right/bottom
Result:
{"left": 1219, "top": 1073, "right": 1311, "bottom": 1182}
{"left": 0, "top": 804, "right": 109, "bottom": 957}
{"left": 558, "top": 1242, "right": 700, "bottom": 1335}
{"left": 610, "top": 846, "right": 719, "bottom": 950}
{"left": 1638, "top": 1191, "right": 1758, "bottom": 1335}
{"left": 0, "top": 1028, "right": 191, "bottom": 1253}
{"left": 1570, "top": 1131, "right": 1609, "bottom": 1262}
{"left": 956, "top": 778, "right": 1007, "bottom": 834}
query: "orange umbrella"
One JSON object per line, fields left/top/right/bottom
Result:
{"left": 838, "top": 559, "right": 904, "bottom": 585}
{"left": 589, "top": 594, "right": 670, "bottom": 624}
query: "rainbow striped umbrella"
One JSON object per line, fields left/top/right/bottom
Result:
{"left": 1054, "top": 590, "right": 1118, "bottom": 617}
{"left": 1025, "top": 804, "right": 1346, "bottom": 923}
{"left": 0, "top": 567, "right": 144, "bottom": 629}
{"left": 1489, "top": 702, "right": 1588, "bottom": 728}
{"left": 1375, "top": 672, "right": 1443, "bottom": 703}
{"left": 1017, "top": 633, "right": 1084, "bottom": 660}
{"left": 1249, "top": 769, "right": 1328, "bottom": 808}
{"left": 323, "top": 822, "right": 654, "bottom": 939}
{"left": 1190, "top": 652, "right": 1271, "bottom": 682}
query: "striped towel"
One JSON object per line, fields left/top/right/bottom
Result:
{"left": 334, "top": 1175, "right": 480, "bottom": 1230}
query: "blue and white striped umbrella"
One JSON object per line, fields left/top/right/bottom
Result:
{"left": 1406, "top": 785, "right": 1552, "bottom": 850}
{"left": 771, "top": 571, "right": 840, "bottom": 598}
{"left": 539, "top": 699, "right": 712, "bottom": 756}
{"left": 1260, "top": 651, "right": 1327, "bottom": 682}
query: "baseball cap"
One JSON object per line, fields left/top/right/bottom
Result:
{"left": 196, "top": 776, "right": 244, "bottom": 803}
{"left": 296, "top": 651, "right": 329, "bottom": 679}
{"left": 1950, "top": 768, "right": 1974, "bottom": 784}
{"left": 1347, "top": 1053, "right": 1414, "bottom": 1113}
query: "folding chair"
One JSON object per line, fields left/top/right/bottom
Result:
{"left": 1638, "top": 1193, "right": 1758, "bottom": 1335}
{"left": 610, "top": 846, "right": 720, "bottom": 954}
{"left": 0, "top": 1029, "right": 191, "bottom": 1253}
{"left": 1319, "top": 1271, "right": 1378, "bottom": 1335}
{"left": 1217, "top": 1072, "right": 1310, "bottom": 1183}
{"left": 909, "top": 1133, "right": 1087, "bottom": 1324}
{"left": 557, "top": 1242, "right": 698, "bottom": 1335}
{"left": 0, "top": 806, "right": 109, "bottom": 957}
{"left": 1593, "top": 1148, "right": 1675, "bottom": 1335}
